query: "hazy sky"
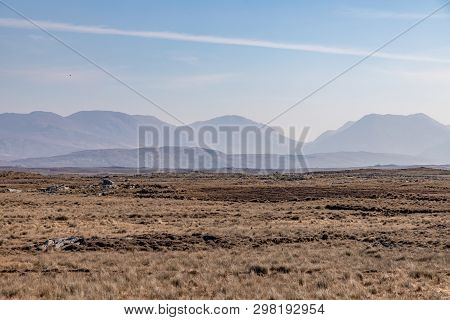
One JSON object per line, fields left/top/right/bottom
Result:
{"left": 0, "top": 0, "right": 449, "bottom": 139}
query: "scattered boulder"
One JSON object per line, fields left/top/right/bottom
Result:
{"left": 42, "top": 185, "right": 69, "bottom": 194}
{"left": 39, "top": 236, "right": 85, "bottom": 251}
{"left": 99, "top": 178, "right": 114, "bottom": 188}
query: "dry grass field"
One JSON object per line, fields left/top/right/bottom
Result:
{"left": 0, "top": 168, "right": 448, "bottom": 299}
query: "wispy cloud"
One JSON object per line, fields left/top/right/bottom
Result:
{"left": 341, "top": 7, "right": 450, "bottom": 20}
{"left": 0, "top": 18, "right": 449, "bottom": 64}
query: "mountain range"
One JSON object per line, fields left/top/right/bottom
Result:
{"left": 0, "top": 111, "right": 172, "bottom": 160}
{"left": 8, "top": 147, "right": 431, "bottom": 169}
{"left": 0, "top": 111, "right": 449, "bottom": 168}
{"left": 303, "top": 113, "right": 450, "bottom": 156}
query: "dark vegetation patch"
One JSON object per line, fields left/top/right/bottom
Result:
{"left": 249, "top": 265, "right": 268, "bottom": 276}
{"left": 20, "top": 230, "right": 443, "bottom": 253}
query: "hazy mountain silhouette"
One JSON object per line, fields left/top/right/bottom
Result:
{"left": 311, "top": 121, "right": 355, "bottom": 144}
{"left": 8, "top": 148, "right": 432, "bottom": 169}
{"left": 189, "top": 115, "right": 259, "bottom": 127}
{"left": 186, "top": 115, "right": 296, "bottom": 154}
{"left": 0, "top": 111, "right": 173, "bottom": 160}
{"left": 1, "top": 111, "right": 449, "bottom": 165}
{"left": 304, "top": 113, "right": 450, "bottom": 158}
{"left": 419, "top": 139, "right": 450, "bottom": 164}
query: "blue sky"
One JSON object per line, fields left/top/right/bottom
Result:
{"left": 0, "top": 0, "right": 449, "bottom": 138}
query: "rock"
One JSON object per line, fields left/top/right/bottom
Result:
{"left": 7, "top": 188, "right": 22, "bottom": 193}
{"left": 43, "top": 185, "right": 69, "bottom": 193}
{"left": 39, "top": 236, "right": 85, "bottom": 251}
{"left": 99, "top": 178, "right": 114, "bottom": 188}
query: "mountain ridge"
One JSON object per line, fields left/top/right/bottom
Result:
{"left": 304, "top": 113, "right": 450, "bottom": 157}
{"left": 0, "top": 111, "right": 449, "bottom": 164}
{"left": 6, "top": 147, "right": 434, "bottom": 169}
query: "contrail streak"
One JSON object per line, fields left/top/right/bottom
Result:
{"left": 0, "top": 17, "right": 449, "bottom": 64}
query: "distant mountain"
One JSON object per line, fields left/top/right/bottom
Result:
{"left": 0, "top": 111, "right": 110, "bottom": 159}
{"left": 0, "top": 112, "right": 294, "bottom": 159}
{"left": 312, "top": 121, "right": 355, "bottom": 144}
{"left": 419, "top": 139, "right": 450, "bottom": 164}
{"left": 1, "top": 111, "right": 449, "bottom": 164}
{"left": 67, "top": 111, "right": 172, "bottom": 146}
{"left": 189, "top": 115, "right": 260, "bottom": 127}
{"left": 0, "top": 111, "right": 174, "bottom": 160}
{"left": 302, "top": 151, "right": 430, "bottom": 168}
{"left": 305, "top": 114, "right": 450, "bottom": 158}
{"left": 7, "top": 147, "right": 433, "bottom": 169}
{"left": 186, "top": 115, "right": 296, "bottom": 154}
{"left": 9, "top": 147, "right": 227, "bottom": 169}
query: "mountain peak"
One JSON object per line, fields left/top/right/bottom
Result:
{"left": 67, "top": 110, "right": 131, "bottom": 119}
{"left": 362, "top": 113, "right": 433, "bottom": 121}
{"left": 306, "top": 113, "right": 450, "bottom": 157}
{"left": 190, "top": 115, "right": 259, "bottom": 127}
{"left": 29, "top": 111, "right": 60, "bottom": 116}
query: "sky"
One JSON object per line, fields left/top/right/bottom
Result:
{"left": 0, "top": 0, "right": 449, "bottom": 139}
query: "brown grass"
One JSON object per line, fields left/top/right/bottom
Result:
{"left": 0, "top": 168, "right": 448, "bottom": 299}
